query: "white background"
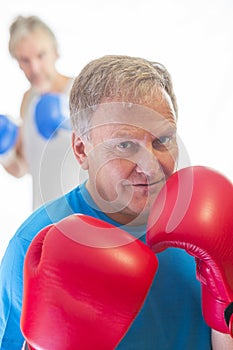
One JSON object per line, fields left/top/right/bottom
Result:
{"left": 0, "top": 0, "right": 232, "bottom": 260}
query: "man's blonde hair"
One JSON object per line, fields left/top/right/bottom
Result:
{"left": 70, "top": 55, "right": 178, "bottom": 136}
{"left": 9, "top": 15, "right": 58, "bottom": 57}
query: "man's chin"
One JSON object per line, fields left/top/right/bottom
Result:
{"left": 120, "top": 200, "right": 154, "bottom": 226}
{"left": 31, "top": 81, "right": 51, "bottom": 93}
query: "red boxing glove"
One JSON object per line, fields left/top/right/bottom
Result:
{"left": 21, "top": 214, "right": 158, "bottom": 350}
{"left": 146, "top": 166, "right": 233, "bottom": 336}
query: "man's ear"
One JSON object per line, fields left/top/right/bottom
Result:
{"left": 72, "top": 132, "right": 89, "bottom": 170}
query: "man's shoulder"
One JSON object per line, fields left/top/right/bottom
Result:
{"left": 20, "top": 89, "right": 35, "bottom": 117}
{"left": 16, "top": 187, "right": 80, "bottom": 243}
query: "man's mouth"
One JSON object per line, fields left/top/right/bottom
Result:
{"left": 132, "top": 179, "right": 164, "bottom": 187}
{"left": 121, "top": 179, "right": 165, "bottom": 191}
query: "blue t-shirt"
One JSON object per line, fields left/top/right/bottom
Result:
{"left": 0, "top": 182, "right": 211, "bottom": 349}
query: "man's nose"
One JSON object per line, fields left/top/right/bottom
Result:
{"left": 134, "top": 147, "right": 161, "bottom": 178}
{"left": 29, "top": 59, "right": 41, "bottom": 74}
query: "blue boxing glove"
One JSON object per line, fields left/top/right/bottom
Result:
{"left": 0, "top": 114, "right": 19, "bottom": 166}
{"left": 34, "top": 93, "right": 71, "bottom": 140}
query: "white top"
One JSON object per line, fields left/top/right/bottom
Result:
{"left": 22, "top": 80, "right": 86, "bottom": 209}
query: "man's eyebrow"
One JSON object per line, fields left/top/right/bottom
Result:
{"left": 150, "top": 121, "right": 177, "bottom": 136}
{"left": 109, "top": 122, "right": 177, "bottom": 140}
{"left": 111, "top": 126, "right": 139, "bottom": 138}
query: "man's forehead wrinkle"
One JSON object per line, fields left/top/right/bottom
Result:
{"left": 93, "top": 101, "right": 164, "bottom": 119}
{"left": 89, "top": 102, "right": 176, "bottom": 135}
{"left": 89, "top": 119, "right": 176, "bottom": 140}
{"left": 110, "top": 123, "right": 175, "bottom": 139}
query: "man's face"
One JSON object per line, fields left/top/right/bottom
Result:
{"left": 14, "top": 30, "right": 58, "bottom": 92}
{"left": 74, "top": 93, "right": 178, "bottom": 226}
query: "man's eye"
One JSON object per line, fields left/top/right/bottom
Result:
{"left": 116, "top": 141, "right": 139, "bottom": 153}
{"left": 19, "top": 58, "right": 29, "bottom": 65}
{"left": 118, "top": 141, "right": 133, "bottom": 149}
{"left": 38, "top": 52, "right": 46, "bottom": 60}
{"left": 159, "top": 136, "right": 172, "bottom": 144}
{"left": 153, "top": 135, "right": 174, "bottom": 148}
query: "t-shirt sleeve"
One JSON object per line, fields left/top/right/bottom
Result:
{"left": 0, "top": 235, "right": 30, "bottom": 350}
